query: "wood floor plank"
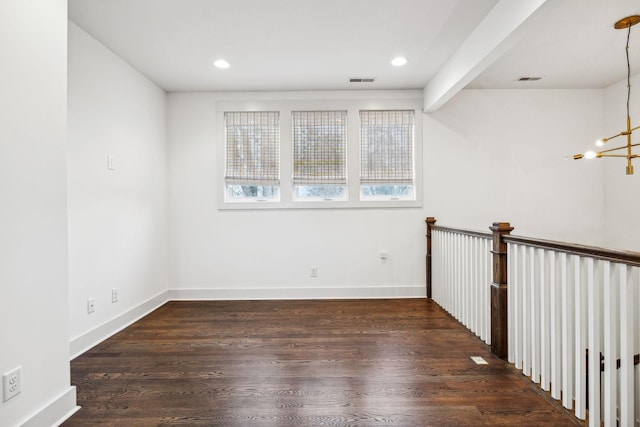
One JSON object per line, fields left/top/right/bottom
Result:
{"left": 63, "top": 299, "right": 582, "bottom": 426}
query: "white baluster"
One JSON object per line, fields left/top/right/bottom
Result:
{"left": 587, "top": 257, "right": 600, "bottom": 426}
{"left": 472, "top": 237, "right": 478, "bottom": 337}
{"left": 522, "top": 244, "right": 531, "bottom": 377}
{"left": 515, "top": 243, "right": 523, "bottom": 370}
{"left": 575, "top": 256, "right": 587, "bottom": 420}
{"left": 618, "top": 264, "right": 633, "bottom": 427}
{"left": 484, "top": 238, "right": 491, "bottom": 344}
{"left": 531, "top": 246, "right": 541, "bottom": 384}
{"left": 472, "top": 237, "right": 479, "bottom": 338}
{"left": 508, "top": 242, "right": 516, "bottom": 364}
{"left": 464, "top": 236, "right": 470, "bottom": 330}
{"left": 444, "top": 231, "right": 449, "bottom": 311}
{"left": 635, "top": 266, "right": 640, "bottom": 427}
{"left": 444, "top": 231, "right": 450, "bottom": 312}
{"left": 540, "top": 248, "right": 550, "bottom": 391}
{"left": 453, "top": 233, "right": 459, "bottom": 320}
{"left": 602, "top": 261, "right": 616, "bottom": 426}
{"left": 436, "top": 231, "right": 441, "bottom": 307}
{"left": 431, "top": 230, "right": 442, "bottom": 304}
{"left": 550, "top": 251, "right": 561, "bottom": 400}
{"left": 433, "top": 231, "right": 439, "bottom": 303}
{"left": 560, "top": 252, "right": 574, "bottom": 410}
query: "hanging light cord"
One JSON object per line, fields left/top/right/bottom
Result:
{"left": 626, "top": 23, "right": 632, "bottom": 119}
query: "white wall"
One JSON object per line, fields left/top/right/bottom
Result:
{"left": 0, "top": 1, "right": 77, "bottom": 426}
{"left": 424, "top": 89, "right": 606, "bottom": 245}
{"left": 167, "top": 89, "right": 607, "bottom": 299}
{"left": 602, "top": 73, "right": 640, "bottom": 251}
{"left": 168, "top": 92, "right": 426, "bottom": 299}
{"left": 67, "top": 23, "right": 170, "bottom": 356}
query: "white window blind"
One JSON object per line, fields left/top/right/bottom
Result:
{"left": 360, "top": 110, "right": 414, "bottom": 185}
{"left": 292, "top": 111, "right": 347, "bottom": 185}
{"left": 225, "top": 111, "right": 280, "bottom": 185}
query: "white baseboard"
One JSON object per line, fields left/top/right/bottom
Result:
{"left": 20, "top": 386, "right": 78, "bottom": 427}
{"left": 69, "top": 291, "right": 169, "bottom": 360}
{"left": 169, "top": 285, "right": 426, "bottom": 301}
{"left": 69, "top": 286, "right": 425, "bottom": 360}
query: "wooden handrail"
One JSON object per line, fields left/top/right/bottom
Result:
{"left": 503, "top": 235, "right": 640, "bottom": 267}
{"left": 430, "top": 224, "right": 492, "bottom": 240}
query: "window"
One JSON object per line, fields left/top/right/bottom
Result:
{"left": 217, "top": 97, "right": 422, "bottom": 210}
{"left": 292, "top": 111, "right": 347, "bottom": 200}
{"left": 359, "top": 110, "right": 415, "bottom": 200}
{"left": 224, "top": 111, "right": 280, "bottom": 201}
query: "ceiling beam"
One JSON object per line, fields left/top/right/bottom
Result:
{"left": 423, "top": 0, "right": 547, "bottom": 113}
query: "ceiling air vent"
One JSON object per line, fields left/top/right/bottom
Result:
{"left": 349, "top": 78, "right": 376, "bottom": 83}
{"left": 517, "top": 76, "right": 542, "bottom": 81}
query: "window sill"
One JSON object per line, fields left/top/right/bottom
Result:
{"left": 218, "top": 199, "right": 423, "bottom": 211}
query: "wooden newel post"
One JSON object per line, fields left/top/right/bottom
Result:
{"left": 489, "top": 221, "right": 513, "bottom": 359}
{"left": 425, "top": 217, "right": 436, "bottom": 299}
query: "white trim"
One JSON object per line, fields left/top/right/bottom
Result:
{"left": 169, "top": 285, "right": 426, "bottom": 301}
{"left": 20, "top": 386, "right": 78, "bottom": 427}
{"left": 69, "top": 291, "right": 169, "bottom": 360}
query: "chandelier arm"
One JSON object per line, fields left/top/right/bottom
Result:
{"left": 600, "top": 124, "right": 639, "bottom": 143}
{"left": 598, "top": 141, "right": 640, "bottom": 154}
{"left": 601, "top": 132, "right": 627, "bottom": 142}
{"left": 598, "top": 154, "right": 640, "bottom": 158}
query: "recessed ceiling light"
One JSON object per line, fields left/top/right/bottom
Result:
{"left": 213, "top": 59, "right": 230, "bottom": 69}
{"left": 391, "top": 56, "right": 408, "bottom": 67}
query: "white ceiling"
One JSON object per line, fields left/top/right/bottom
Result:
{"left": 68, "top": 0, "right": 640, "bottom": 96}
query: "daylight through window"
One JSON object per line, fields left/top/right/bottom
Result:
{"left": 292, "top": 111, "right": 347, "bottom": 200}
{"left": 359, "top": 110, "right": 415, "bottom": 200}
{"left": 224, "top": 111, "right": 280, "bottom": 200}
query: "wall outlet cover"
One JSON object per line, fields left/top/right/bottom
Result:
{"left": 3, "top": 366, "right": 21, "bottom": 402}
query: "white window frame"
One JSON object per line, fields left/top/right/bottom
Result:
{"left": 216, "top": 94, "right": 422, "bottom": 210}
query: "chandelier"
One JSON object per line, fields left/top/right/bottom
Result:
{"left": 574, "top": 15, "right": 640, "bottom": 175}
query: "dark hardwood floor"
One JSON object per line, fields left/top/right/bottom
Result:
{"left": 63, "top": 299, "right": 582, "bottom": 426}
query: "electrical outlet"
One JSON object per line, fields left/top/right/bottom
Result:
{"left": 112, "top": 288, "right": 119, "bottom": 303}
{"left": 380, "top": 251, "right": 389, "bottom": 262}
{"left": 3, "top": 367, "right": 21, "bottom": 402}
{"left": 87, "top": 298, "right": 95, "bottom": 314}
{"left": 107, "top": 155, "right": 116, "bottom": 170}
{"left": 310, "top": 267, "right": 318, "bottom": 277}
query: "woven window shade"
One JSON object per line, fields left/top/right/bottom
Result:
{"left": 360, "top": 110, "right": 414, "bottom": 185}
{"left": 292, "top": 111, "right": 347, "bottom": 185}
{"left": 225, "top": 112, "right": 280, "bottom": 185}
